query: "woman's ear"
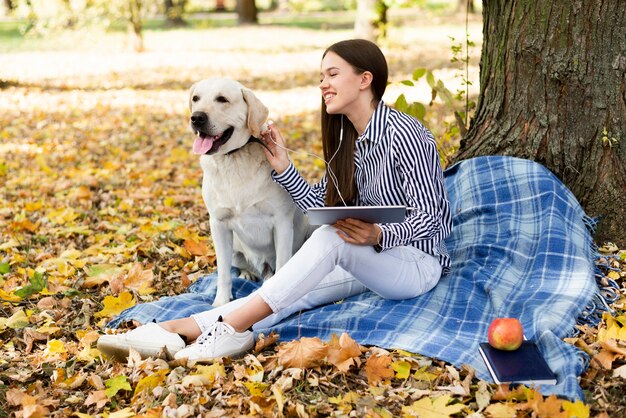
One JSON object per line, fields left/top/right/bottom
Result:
{"left": 360, "top": 71, "right": 373, "bottom": 90}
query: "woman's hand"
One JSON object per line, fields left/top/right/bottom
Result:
{"left": 260, "top": 122, "right": 291, "bottom": 174}
{"left": 333, "top": 218, "right": 382, "bottom": 246}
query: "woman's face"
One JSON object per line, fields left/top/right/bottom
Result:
{"left": 319, "top": 51, "right": 363, "bottom": 115}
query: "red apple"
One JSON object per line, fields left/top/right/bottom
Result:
{"left": 487, "top": 318, "right": 523, "bottom": 351}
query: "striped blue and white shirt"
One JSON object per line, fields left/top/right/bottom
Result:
{"left": 272, "top": 101, "right": 452, "bottom": 271}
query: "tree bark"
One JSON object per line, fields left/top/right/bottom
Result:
{"left": 354, "top": 0, "right": 386, "bottom": 42}
{"left": 454, "top": 1, "right": 626, "bottom": 245}
{"left": 236, "top": 0, "right": 257, "bottom": 24}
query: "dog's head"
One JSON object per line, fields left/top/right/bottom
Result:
{"left": 189, "top": 78, "right": 268, "bottom": 156}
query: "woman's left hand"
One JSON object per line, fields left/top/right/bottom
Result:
{"left": 333, "top": 218, "right": 381, "bottom": 246}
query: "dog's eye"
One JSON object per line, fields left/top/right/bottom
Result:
{"left": 192, "top": 95, "right": 200, "bottom": 102}
{"left": 215, "top": 96, "right": 229, "bottom": 103}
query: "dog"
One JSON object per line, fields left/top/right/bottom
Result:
{"left": 189, "top": 77, "right": 311, "bottom": 306}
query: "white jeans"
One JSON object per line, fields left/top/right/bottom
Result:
{"left": 192, "top": 225, "right": 442, "bottom": 332}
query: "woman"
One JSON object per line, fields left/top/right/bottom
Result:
{"left": 97, "top": 39, "right": 452, "bottom": 362}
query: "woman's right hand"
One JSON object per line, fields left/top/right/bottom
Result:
{"left": 260, "top": 122, "right": 291, "bottom": 174}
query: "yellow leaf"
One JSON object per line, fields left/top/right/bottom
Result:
{"left": 0, "top": 288, "right": 22, "bottom": 302}
{"left": 414, "top": 366, "right": 438, "bottom": 382}
{"left": 607, "top": 270, "right": 620, "bottom": 280}
{"left": 46, "top": 339, "right": 67, "bottom": 354}
{"left": 402, "top": 395, "right": 465, "bottom": 418}
{"left": 108, "top": 408, "right": 136, "bottom": 418}
{"left": 244, "top": 381, "right": 268, "bottom": 397}
{"left": 597, "top": 313, "right": 626, "bottom": 342}
{"left": 562, "top": 399, "right": 590, "bottom": 418}
{"left": 195, "top": 363, "right": 226, "bottom": 383}
{"left": 6, "top": 309, "right": 30, "bottom": 329}
{"left": 391, "top": 360, "right": 412, "bottom": 379}
{"left": 133, "top": 369, "right": 169, "bottom": 399}
{"left": 484, "top": 402, "right": 517, "bottom": 418}
{"left": 95, "top": 292, "right": 136, "bottom": 318}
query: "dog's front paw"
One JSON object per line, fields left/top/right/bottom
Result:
{"left": 213, "top": 290, "right": 232, "bottom": 307}
{"left": 239, "top": 270, "right": 258, "bottom": 281}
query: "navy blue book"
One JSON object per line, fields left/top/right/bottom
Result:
{"left": 479, "top": 341, "right": 557, "bottom": 386}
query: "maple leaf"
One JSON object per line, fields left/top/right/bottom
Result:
{"left": 597, "top": 312, "right": 626, "bottom": 342}
{"left": 401, "top": 394, "right": 465, "bottom": 418}
{"left": 85, "top": 390, "right": 108, "bottom": 409}
{"left": 94, "top": 291, "right": 136, "bottom": 318}
{"left": 82, "top": 264, "right": 123, "bottom": 288}
{"left": 14, "top": 271, "right": 47, "bottom": 298}
{"left": 562, "top": 399, "right": 590, "bottom": 418}
{"left": 277, "top": 337, "right": 328, "bottom": 369}
{"left": 391, "top": 360, "right": 412, "bottom": 380}
{"left": 254, "top": 331, "right": 280, "bottom": 353}
{"left": 364, "top": 353, "right": 394, "bottom": 385}
{"left": 105, "top": 375, "right": 132, "bottom": 398}
{"left": 327, "top": 333, "right": 362, "bottom": 372}
{"left": 524, "top": 391, "right": 567, "bottom": 418}
{"left": 133, "top": 369, "right": 169, "bottom": 400}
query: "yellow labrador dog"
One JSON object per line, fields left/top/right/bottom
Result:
{"left": 189, "top": 77, "right": 311, "bottom": 306}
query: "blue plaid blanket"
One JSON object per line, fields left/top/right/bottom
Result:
{"left": 108, "top": 156, "right": 602, "bottom": 401}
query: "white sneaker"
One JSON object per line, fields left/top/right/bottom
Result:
{"left": 174, "top": 319, "right": 254, "bottom": 363}
{"left": 97, "top": 323, "right": 186, "bottom": 362}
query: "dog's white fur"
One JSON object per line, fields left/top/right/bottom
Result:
{"left": 189, "top": 77, "right": 311, "bottom": 306}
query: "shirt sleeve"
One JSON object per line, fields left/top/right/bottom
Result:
{"left": 271, "top": 162, "right": 326, "bottom": 212}
{"left": 375, "top": 129, "right": 451, "bottom": 251}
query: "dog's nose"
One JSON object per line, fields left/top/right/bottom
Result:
{"left": 191, "top": 111, "right": 208, "bottom": 126}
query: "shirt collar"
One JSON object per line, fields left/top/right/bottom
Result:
{"left": 357, "top": 100, "right": 389, "bottom": 144}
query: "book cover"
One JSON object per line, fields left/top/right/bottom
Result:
{"left": 478, "top": 341, "right": 557, "bottom": 386}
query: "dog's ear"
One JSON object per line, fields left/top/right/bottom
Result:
{"left": 188, "top": 82, "right": 197, "bottom": 110}
{"left": 242, "top": 88, "right": 269, "bottom": 138}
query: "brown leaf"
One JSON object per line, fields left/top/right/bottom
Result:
{"left": 364, "top": 353, "right": 394, "bottom": 385}
{"left": 184, "top": 239, "right": 209, "bottom": 256}
{"left": 277, "top": 337, "right": 327, "bottom": 369}
{"left": 254, "top": 331, "right": 280, "bottom": 353}
{"left": 326, "top": 333, "right": 362, "bottom": 372}
{"left": 85, "top": 390, "right": 108, "bottom": 409}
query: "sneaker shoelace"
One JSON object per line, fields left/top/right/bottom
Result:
{"left": 196, "top": 320, "right": 233, "bottom": 352}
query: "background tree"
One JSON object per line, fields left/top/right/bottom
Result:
{"left": 354, "top": 0, "right": 387, "bottom": 41}
{"left": 237, "top": 0, "right": 257, "bottom": 24}
{"left": 457, "top": 0, "right": 475, "bottom": 14}
{"left": 164, "top": 0, "right": 187, "bottom": 26}
{"left": 454, "top": 0, "right": 626, "bottom": 245}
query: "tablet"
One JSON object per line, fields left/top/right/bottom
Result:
{"left": 307, "top": 206, "right": 406, "bottom": 225}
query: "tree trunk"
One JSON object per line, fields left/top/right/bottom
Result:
{"left": 127, "top": 0, "right": 144, "bottom": 52}
{"left": 164, "top": 0, "right": 187, "bottom": 26}
{"left": 354, "top": 0, "right": 386, "bottom": 42}
{"left": 3, "top": 0, "right": 15, "bottom": 13}
{"left": 457, "top": 0, "right": 475, "bottom": 14}
{"left": 236, "top": 0, "right": 257, "bottom": 24}
{"left": 454, "top": 1, "right": 626, "bottom": 245}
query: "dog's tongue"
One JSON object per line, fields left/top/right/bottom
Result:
{"left": 193, "top": 136, "right": 215, "bottom": 155}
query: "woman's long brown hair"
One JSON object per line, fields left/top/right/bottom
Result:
{"left": 321, "top": 39, "right": 388, "bottom": 207}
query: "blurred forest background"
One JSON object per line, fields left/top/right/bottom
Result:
{"left": 1, "top": 1, "right": 625, "bottom": 417}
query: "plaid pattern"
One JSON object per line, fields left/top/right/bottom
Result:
{"left": 108, "top": 156, "right": 599, "bottom": 400}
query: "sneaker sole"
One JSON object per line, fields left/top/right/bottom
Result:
{"left": 97, "top": 335, "right": 178, "bottom": 362}
{"left": 176, "top": 341, "right": 254, "bottom": 364}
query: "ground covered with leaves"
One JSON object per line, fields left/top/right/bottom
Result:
{"left": 1, "top": 12, "right": 626, "bottom": 418}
